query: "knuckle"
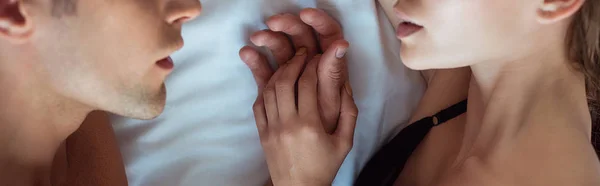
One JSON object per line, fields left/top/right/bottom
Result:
{"left": 325, "top": 65, "right": 345, "bottom": 81}
{"left": 249, "top": 63, "right": 267, "bottom": 75}
{"left": 341, "top": 99, "right": 359, "bottom": 116}
{"left": 343, "top": 108, "right": 359, "bottom": 118}
{"left": 350, "top": 103, "right": 359, "bottom": 115}
{"left": 274, "top": 80, "right": 293, "bottom": 91}
{"left": 257, "top": 78, "right": 270, "bottom": 88}
{"left": 279, "top": 127, "right": 299, "bottom": 140}
{"left": 252, "top": 102, "right": 263, "bottom": 111}
{"left": 279, "top": 116, "right": 296, "bottom": 126}
{"left": 311, "top": 21, "right": 328, "bottom": 32}
{"left": 297, "top": 77, "right": 315, "bottom": 89}
{"left": 298, "top": 126, "right": 320, "bottom": 140}
{"left": 263, "top": 87, "right": 276, "bottom": 96}
{"left": 274, "top": 80, "right": 287, "bottom": 88}
{"left": 278, "top": 125, "right": 321, "bottom": 143}
{"left": 254, "top": 73, "right": 270, "bottom": 83}
{"left": 265, "top": 35, "right": 284, "bottom": 47}
{"left": 282, "top": 22, "right": 304, "bottom": 34}
{"left": 348, "top": 104, "right": 359, "bottom": 115}
{"left": 242, "top": 51, "right": 260, "bottom": 64}
{"left": 340, "top": 106, "right": 359, "bottom": 121}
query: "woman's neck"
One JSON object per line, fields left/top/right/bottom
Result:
{"left": 458, "top": 49, "right": 592, "bottom": 161}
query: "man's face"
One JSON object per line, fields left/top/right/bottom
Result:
{"left": 24, "top": 0, "right": 200, "bottom": 119}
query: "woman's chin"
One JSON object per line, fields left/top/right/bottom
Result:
{"left": 400, "top": 50, "right": 473, "bottom": 71}
{"left": 403, "top": 61, "right": 429, "bottom": 71}
{"left": 400, "top": 51, "right": 431, "bottom": 71}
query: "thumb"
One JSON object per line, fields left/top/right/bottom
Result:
{"left": 318, "top": 40, "right": 350, "bottom": 133}
{"left": 334, "top": 82, "right": 358, "bottom": 151}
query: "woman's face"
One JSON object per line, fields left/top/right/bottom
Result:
{"left": 387, "top": 0, "right": 552, "bottom": 70}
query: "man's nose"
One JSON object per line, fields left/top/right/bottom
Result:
{"left": 165, "top": 0, "right": 201, "bottom": 25}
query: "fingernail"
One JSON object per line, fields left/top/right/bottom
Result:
{"left": 296, "top": 47, "right": 307, "bottom": 56}
{"left": 345, "top": 81, "right": 353, "bottom": 96}
{"left": 335, "top": 47, "right": 347, "bottom": 59}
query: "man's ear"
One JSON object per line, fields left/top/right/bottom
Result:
{"left": 537, "top": 0, "right": 585, "bottom": 24}
{"left": 0, "top": 0, "right": 33, "bottom": 43}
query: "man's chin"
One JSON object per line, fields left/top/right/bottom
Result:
{"left": 133, "top": 104, "right": 165, "bottom": 120}
{"left": 136, "top": 85, "right": 167, "bottom": 120}
{"left": 115, "top": 84, "right": 167, "bottom": 120}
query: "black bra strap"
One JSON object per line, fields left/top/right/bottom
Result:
{"left": 354, "top": 99, "right": 468, "bottom": 186}
{"left": 432, "top": 99, "right": 468, "bottom": 126}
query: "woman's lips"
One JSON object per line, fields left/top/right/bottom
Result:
{"left": 396, "top": 22, "right": 423, "bottom": 39}
{"left": 156, "top": 56, "right": 174, "bottom": 70}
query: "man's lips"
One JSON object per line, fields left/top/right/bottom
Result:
{"left": 156, "top": 56, "right": 174, "bottom": 70}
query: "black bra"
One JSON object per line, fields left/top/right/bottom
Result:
{"left": 355, "top": 100, "right": 468, "bottom": 186}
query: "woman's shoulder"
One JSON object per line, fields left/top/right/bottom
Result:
{"left": 444, "top": 114, "right": 600, "bottom": 186}
{"left": 437, "top": 149, "right": 600, "bottom": 186}
{"left": 430, "top": 80, "right": 600, "bottom": 186}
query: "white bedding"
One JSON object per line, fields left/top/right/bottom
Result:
{"left": 110, "top": 0, "right": 425, "bottom": 185}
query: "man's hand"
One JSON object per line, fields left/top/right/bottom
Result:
{"left": 239, "top": 8, "right": 351, "bottom": 133}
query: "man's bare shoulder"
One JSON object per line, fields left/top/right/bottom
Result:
{"left": 0, "top": 164, "right": 49, "bottom": 186}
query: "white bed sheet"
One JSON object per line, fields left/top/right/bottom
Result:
{"left": 110, "top": 0, "right": 425, "bottom": 185}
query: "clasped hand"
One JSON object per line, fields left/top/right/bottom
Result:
{"left": 239, "top": 8, "right": 359, "bottom": 186}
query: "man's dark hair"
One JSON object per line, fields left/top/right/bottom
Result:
{"left": 51, "top": 0, "right": 76, "bottom": 17}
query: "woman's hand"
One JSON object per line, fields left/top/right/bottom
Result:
{"left": 253, "top": 45, "right": 358, "bottom": 186}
